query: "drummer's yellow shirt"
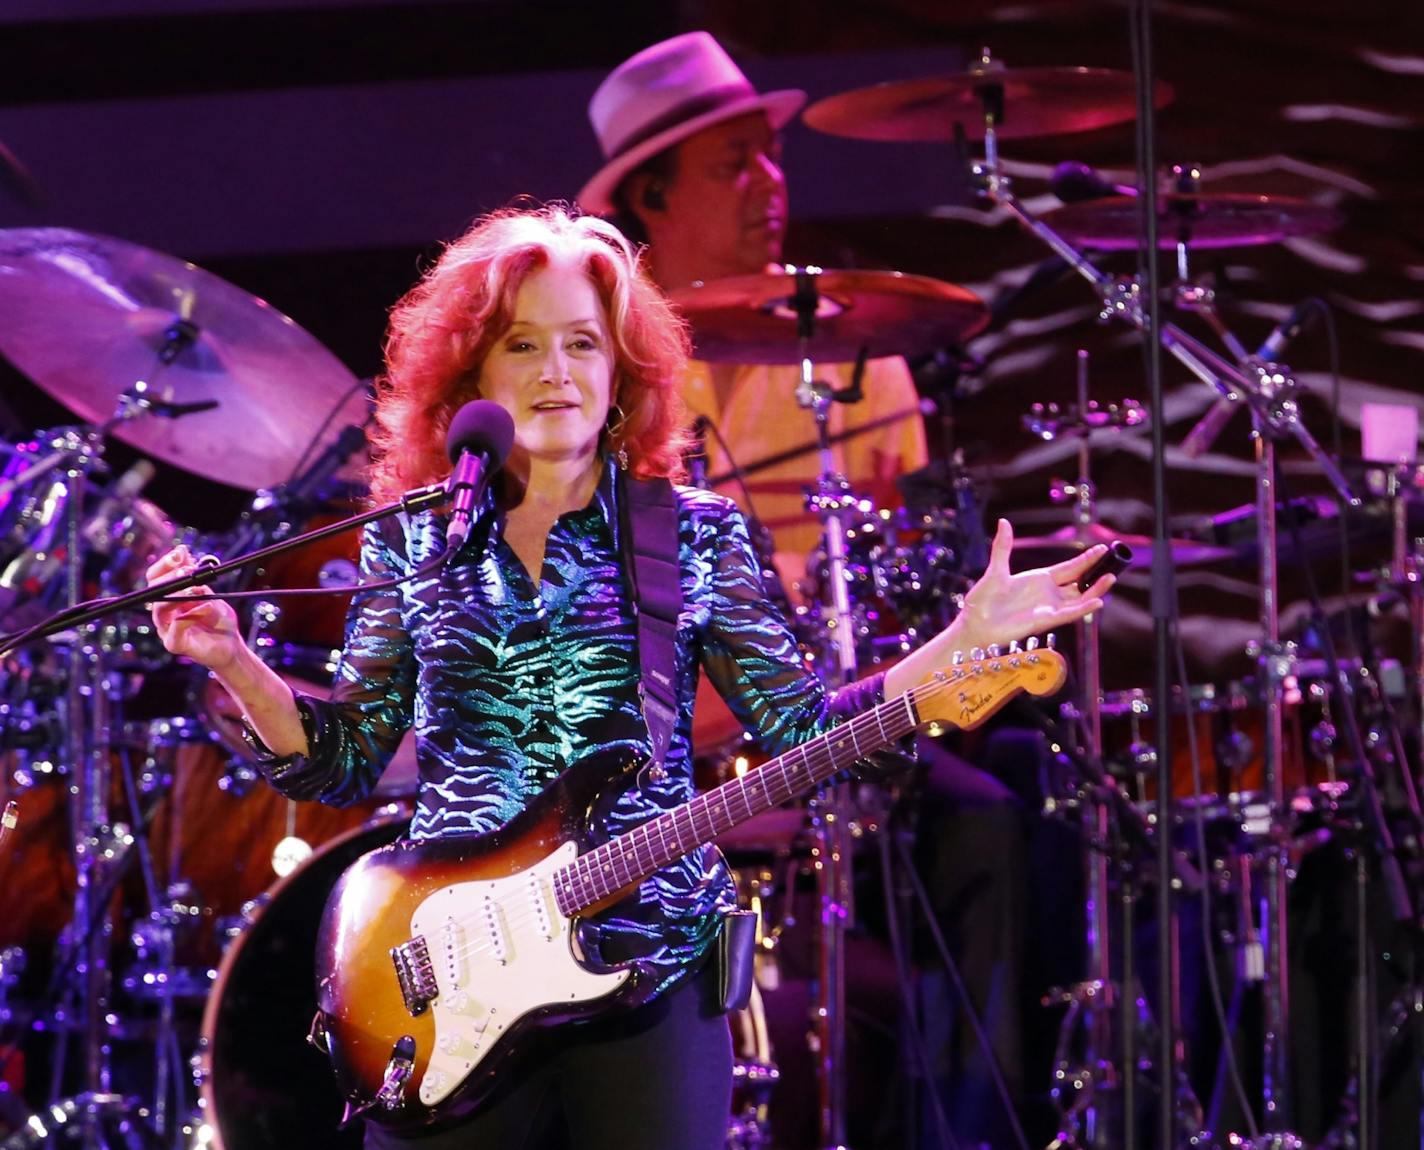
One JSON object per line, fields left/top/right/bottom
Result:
{"left": 681, "top": 355, "right": 929, "bottom": 567}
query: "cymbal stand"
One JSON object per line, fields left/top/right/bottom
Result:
{"left": 11, "top": 327, "right": 215, "bottom": 1148}
{"left": 961, "top": 70, "right": 1364, "bottom": 1145}
{"left": 1029, "top": 361, "right": 1183, "bottom": 1149}
{"left": 1047, "top": 353, "right": 1123, "bottom": 1149}
{"left": 787, "top": 267, "right": 858, "bottom": 1150}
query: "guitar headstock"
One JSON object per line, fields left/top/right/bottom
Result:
{"left": 914, "top": 639, "right": 1068, "bottom": 732}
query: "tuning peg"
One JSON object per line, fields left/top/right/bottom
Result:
{"left": 1025, "top": 636, "right": 1039, "bottom": 651}
{"left": 1008, "top": 640, "right": 1021, "bottom": 653}
{"left": 987, "top": 644, "right": 1003, "bottom": 657}
{"left": 951, "top": 650, "right": 965, "bottom": 666}
{"left": 970, "top": 647, "right": 986, "bottom": 662}
{"left": 1046, "top": 633, "right": 1057, "bottom": 650}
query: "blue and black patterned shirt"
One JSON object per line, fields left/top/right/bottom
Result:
{"left": 260, "top": 458, "right": 892, "bottom": 991}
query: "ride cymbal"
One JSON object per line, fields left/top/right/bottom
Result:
{"left": 0, "top": 228, "right": 366, "bottom": 490}
{"left": 1041, "top": 193, "right": 1343, "bottom": 250}
{"left": 803, "top": 62, "right": 1173, "bottom": 143}
{"left": 669, "top": 267, "right": 988, "bottom": 366}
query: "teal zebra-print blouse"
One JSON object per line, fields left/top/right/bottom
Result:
{"left": 255, "top": 457, "right": 895, "bottom": 991}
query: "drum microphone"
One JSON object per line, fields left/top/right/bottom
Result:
{"left": 1076, "top": 540, "right": 1134, "bottom": 591}
{"left": 286, "top": 423, "right": 368, "bottom": 504}
{"left": 444, "top": 400, "right": 516, "bottom": 555}
{"left": 81, "top": 459, "right": 156, "bottom": 553}
{"left": 1049, "top": 161, "right": 1136, "bottom": 203}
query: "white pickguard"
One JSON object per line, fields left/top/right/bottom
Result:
{"left": 408, "top": 840, "right": 629, "bottom": 1107}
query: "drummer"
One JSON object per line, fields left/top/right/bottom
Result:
{"left": 580, "top": 31, "right": 1031, "bottom": 1149}
{"left": 577, "top": 30, "right": 926, "bottom": 571}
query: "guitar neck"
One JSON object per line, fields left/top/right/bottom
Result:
{"left": 552, "top": 689, "right": 921, "bottom": 917}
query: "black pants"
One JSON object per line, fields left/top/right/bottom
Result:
{"left": 363, "top": 964, "right": 732, "bottom": 1150}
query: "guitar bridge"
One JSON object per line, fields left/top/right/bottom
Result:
{"left": 391, "top": 935, "right": 438, "bottom": 1016}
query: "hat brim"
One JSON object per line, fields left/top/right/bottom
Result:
{"left": 578, "top": 88, "right": 807, "bottom": 216}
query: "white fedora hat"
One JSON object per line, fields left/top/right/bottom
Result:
{"left": 578, "top": 31, "right": 806, "bottom": 215}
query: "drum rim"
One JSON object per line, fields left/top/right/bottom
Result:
{"left": 196, "top": 806, "right": 409, "bottom": 1150}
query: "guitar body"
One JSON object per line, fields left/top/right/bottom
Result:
{"left": 312, "top": 645, "right": 1066, "bottom": 1133}
{"left": 313, "top": 754, "right": 648, "bottom": 1132}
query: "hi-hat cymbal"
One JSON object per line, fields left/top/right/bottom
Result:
{"left": 1042, "top": 193, "right": 1343, "bottom": 250}
{"left": 803, "top": 64, "right": 1173, "bottom": 143}
{"left": 0, "top": 228, "right": 367, "bottom": 490}
{"left": 1012, "top": 522, "right": 1237, "bottom": 566}
{"left": 669, "top": 267, "right": 988, "bottom": 366}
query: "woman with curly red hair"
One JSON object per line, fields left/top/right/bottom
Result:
{"left": 145, "top": 203, "right": 1115, "bottom": 1150}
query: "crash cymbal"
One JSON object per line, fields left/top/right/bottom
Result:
{"left": 1012, "top": 522, "right": 1237, "bottom": 566}
{"left": 1042, "top": 193, "right": 1343, "bottom": 250}
{"left": 803, "top": 62, "right": 1173, "bottom": 143}
{"left": 0, "top": 228, "right": 367, "bottom": 490}
{"left": 670, "top": 267, "right": 988, "bottom": 366}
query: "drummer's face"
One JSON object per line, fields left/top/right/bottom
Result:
{"left": 663, "top": 112, "right": 787, "bottom": 277}
{"left": 478, "top": 262, "right": 613, "bottom": 472}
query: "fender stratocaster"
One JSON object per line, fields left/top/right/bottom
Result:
{"left": 311, "top": 643, "right": 1066, "bottom": 1131}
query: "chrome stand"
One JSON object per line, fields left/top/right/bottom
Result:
{"left": 786, "top": 268, "right": 860, "bottom": 1150}
{"left": 962, "top": 53, "right": 1362, "bottom": 1145}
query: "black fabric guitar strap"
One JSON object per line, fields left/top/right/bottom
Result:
{"left": 618, "top": 471, "right": 682, "bottom": 783}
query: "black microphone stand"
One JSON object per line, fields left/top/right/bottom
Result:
{"left": 0, "top": 483, "right": 450, "bottom": 661}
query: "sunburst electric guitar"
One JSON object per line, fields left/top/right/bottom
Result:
{"left": 310, "top": 643, "right": 1067, "bottom": 1132}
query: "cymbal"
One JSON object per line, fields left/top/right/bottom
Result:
{"left": 669, "top": 267, "right": 988, "bottom": 365}
{"left": 1012, "top": 523, "right": 1237, "bottom": 566}
{"left": 1041, "top": 193, "right": 1343, "bottom": 250}
{"left": 0, "top": 228, "right": 367, "bottom": 490}
{"left": 803, "top": 65, "right": 1173, "bottom": 143}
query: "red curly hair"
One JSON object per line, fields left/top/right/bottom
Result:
{"left": 368, "top": 203, "right": 693, "bottom": 503}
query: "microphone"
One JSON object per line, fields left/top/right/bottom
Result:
{"left": 81, "top": 459, "right": 156, "bottom": 553}
{"left": 444, "top": 400, "right": 515, "bottom": 555}
{"left": 1181, "top": 301, "right": 1318, "bottom": 458}
{"left": 1049, "top": 161, "right": 1137, "bottom": 204}
{"left": 286, "top": 423, "right": 367, "bottom": 504}
{"left": 1255, "top": 299, "right": 1317, "bottom": 364}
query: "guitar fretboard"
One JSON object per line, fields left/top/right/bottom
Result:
{"left": 551, "top": 687, "right": 921, "bottom": 916}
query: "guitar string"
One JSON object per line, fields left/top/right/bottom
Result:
{"left": 418, "top": 659, "right": 1046, "bottom": 974}
{"left": 416, "top": 683, "right": 929, "bottom": 973}
{"left": 411, "top": 658, "right": 1049, "bottom": 974}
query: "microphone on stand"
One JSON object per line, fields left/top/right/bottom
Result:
{"left": 1180, "top": 300, "right": 1319, "bottom": 459}
{"left": 286, "top": 423, "right": 369, "bottom": 504}
{"left": 81, "top": 458, "right": 156, "bottom": 556}
{"left": 1049, "top": 160, "right": 1138, "bottom": 203}
{"left": 444, "top": 400, "right": 515, "bottom": 556}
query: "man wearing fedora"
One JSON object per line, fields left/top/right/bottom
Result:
{"left": 581, "top": 30, "right": 1032, "bottom": 1150}
{"left": 578, "top": 29, "right": 926, "bottom": 568}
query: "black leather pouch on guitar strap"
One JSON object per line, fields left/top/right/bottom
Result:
{"left": 715, "top": 909, "right": 758, "bottom": 1015}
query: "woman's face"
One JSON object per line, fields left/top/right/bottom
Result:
{"left": 478, "top": 261, "right": 615, "bottom": 473}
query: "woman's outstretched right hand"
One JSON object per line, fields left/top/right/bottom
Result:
{"left": 145, "top": 544, "right": 246, "bottom": 672}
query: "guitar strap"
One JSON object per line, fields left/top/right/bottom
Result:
{"left": 619, "top": 469, "right": 757, "bottom": 1014}
{"left": 618, "top": 470, "right": 682, "bottom": 785}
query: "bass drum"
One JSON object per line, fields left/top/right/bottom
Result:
{"left": 197, "top": 809, "right": 409, "bottom": 1150}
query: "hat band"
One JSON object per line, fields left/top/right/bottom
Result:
{"left": 604, "top": 81, "right": 758, "bottom": 160}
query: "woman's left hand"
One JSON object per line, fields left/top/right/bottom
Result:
{"left": 882, "top": 518, "right": 1117, "bottom": 701}
{"left": 955, "top": 518, "right": 1115, "bottom": 652}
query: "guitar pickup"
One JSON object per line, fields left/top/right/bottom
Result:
{"left": 391, "top": 935, "right": 438, "bottom": 1016}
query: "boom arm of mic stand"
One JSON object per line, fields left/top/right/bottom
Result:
{"left": 0, "top": 482, "right": 451, "bottom": 659}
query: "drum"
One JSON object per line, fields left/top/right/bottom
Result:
{"left": 1095, "top": 679, "right": 1343, "bottom": 804}
{"left": 196, "top": 810, "right": 408, "bottom": 1150}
